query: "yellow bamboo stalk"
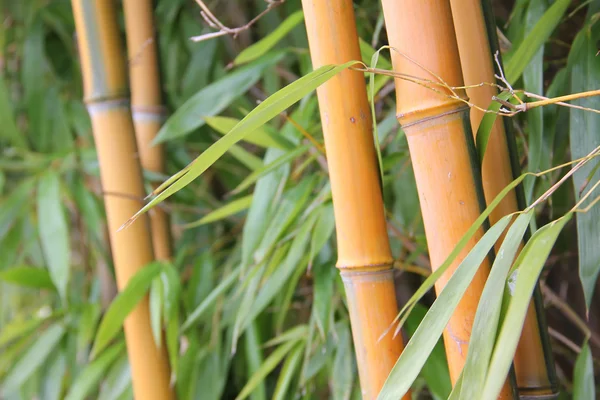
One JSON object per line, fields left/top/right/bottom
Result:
{"left": 301, "top": 1, "right": 407, "bottom": 398}
{"left": 123, "top": 0, "right": 172, "bottom": 261}
{"left": 380, "top": 0, "right": 516, "bottom": 397}
{"left": 71, "top": 1, "right": 174, "bottom": 398}
{"left": 450, "top": 1, "right": 558, "bottom": 396}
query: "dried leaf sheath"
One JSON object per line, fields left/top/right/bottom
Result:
{"left": 380, "top": 0, "right": 517, "bottom": 397}
{"left": 71, "top": 1, "right": 173, "bottom": 398}
{"left": 301, "top": 1, "right": 407, "bottom": 398}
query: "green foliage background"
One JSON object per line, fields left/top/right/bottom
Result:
{"left": 0, "top": 0, "right": 599, "bottom": 399}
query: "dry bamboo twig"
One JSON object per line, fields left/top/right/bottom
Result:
{"left": 191, "top": 0, "right": 285, "bottom": 43}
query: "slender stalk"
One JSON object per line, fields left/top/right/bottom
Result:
{"left": 450, "top": 1, "right": 559, "bottom": 397}
{"left": 380, "top": 1, "right": 517, "bottom": 397}
{"left": 301, "top": 1, "right": 407, "bottom": 398}
{"left": 71, "top": 1, "right": 173, "bottom": 398}
{"left": 123, "top": 0, "right": 172, "bottom": 261}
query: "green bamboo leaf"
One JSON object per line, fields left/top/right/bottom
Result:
{"left": 244, "top": 322, "right": 266, "bottom": 400}
{"left": 312, "top": 261, "right": 335, "bottom": 339}
{"left": 263, "top": 325, "right": 309, "bottom": 348}
{"left": 37, "top": 171, "right": 70, "bottom": 302}
{"left": 0, "top": 266, "right": 55, "bottom": 290}
{"left": 573, "top": 340, "right": 595, "bottom": 400}
{"left": 482, "top": 214, "right": 572, "bottom": 399}
{"left": 404, "top": 304, "right": 451, "bottom": 400}
{"left": 97, "top": 355, "right": 131, "bottom": 400}
{"left": 0, "top": 178, "right": 34, "bottom": 241}
{"left": 153, "top": 52, "right": 284, "bottom": 143}
{"left": 1, "top": 323, "right": 65, "bottom": 395}
{"left": 149, "top": 276, "right": 163, "bottom": 348}
{"left": 91, "top": 262, "right": 164, "bottom": 357}
{"left": 522, "top": 0, "right": 547, "bottom": 203}
{"left": 64, "top": 342, "right": 125, "bottom": 400}
{"left": 41, "top": 349, "right": 67, "bottom": 400}
{"left": 0, "top": 75, "right": 26, "bottom": 148}
{"left": 228, "top": 144, "right": 264, "bottom": 171}
{"left": 205, "top": 116, "right": 294, "bottom": 150}
{"left": 182, "top": 194, "right": 253, "bottom": 229}
{"left": 459, "top": 212, "right": 533, "bottom": 400}
{"left": 231, "top": 145, "right": 310, "bottom": 195}
{"left": 504, "top": 0, "right": 571, "bottom": 84}
{"left": 568, "top": 14, "right": 600, "bottom": 310}
{"left": 271, "top": 343, "right": 304, "bottom": 400}
{"left": 377, "top": 215, "right": 512, "bottom": 400}
{"left": 393, "top": 172, "right": 529, "bottom": 326}
{"left": 476, "top": 91, "right": 513, "bottom": 163}
{"left": 235, "top": 339, "right": 300, "bottom": 400}
{"left": 0, "top": 316, "right": 48, "bottom": 349}
{"left": 182, "top": 266, "right": 241, "bottom": 332}
{"left": 123, "top": 61, "right": 360, "bottom": 230}
{"left": 233, "top": 10, "right": 304, "bottom": 66}
{"left": 332, "top": 325, "right": 354, "bottom": 400}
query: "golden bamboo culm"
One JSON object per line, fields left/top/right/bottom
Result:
{"left": 301, "top": 1, "right": 408, "bottom": 398}
{"left": 123, "top": 0, "right": 173, "bottom": 261}
{"left": 71, "top": 1, "right": 174, "bottom": 399}
{"left": 450, "top": 0, "right": 558, "bottom": 397}
{"left": 380, "top": 0, "right": 518, "bottom": 397}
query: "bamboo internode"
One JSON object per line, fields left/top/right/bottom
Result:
{"left": 71, "top": 1, "right": 174, "bottom": 398}
{"left": 450, "top": 1, "right": 558, "bottom": 396}
{"left": 301, "top": 1, "right": 407, "bottom": 398}
{"left": 123, "top": 0, "right": 173, "bottom": 261}
{"left": 380, "top": 0, "right": 517, "bottom": 397}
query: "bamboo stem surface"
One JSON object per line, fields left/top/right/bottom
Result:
{"left": 450, "top": 1, "right": 558, "bottom": 396}
{"left": 380, "top": 1, "right": 516, "bottom": 397}
{"left": 71, "top": 1, "right": 174, "bottom": 398}
{"left": 301, "top": 1, "right": 407, "bottom": 398}
{"left": 123, "top": 0, "right": 172, "bottom": 261}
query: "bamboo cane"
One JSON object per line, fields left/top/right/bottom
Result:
{"left": 301, "top": 1, "right": 407, "bottom": 398}
{"left": 123, "top": 0, "right": 172, "bottom": 261}
{"left": 380, "top": 1, "right": 517, "bottom": 397}
{"left": 71, "top": 1, "right": 174, "bottom": 398}
{"left": 450, "top": 1, "right": 558, "bottom": 398}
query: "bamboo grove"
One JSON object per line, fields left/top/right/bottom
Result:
{"left": 0, "top": 0, "right": 598, "bottom": 399}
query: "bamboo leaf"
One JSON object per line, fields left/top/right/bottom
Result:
{"left": 91, "top": 262, "right": 164, "bottom": 357}
{"left": 182, "top": 266, "right": 241, "bottom": 331}
{"left": 1, "top": 323, "right": 65, "bottom": 395}
{"left": 205, "top": 116, "right": 294, "bottom": 150}
{"left": 0, "top": 75, "right": 26, "bottom": 148}
{"left": 182, "top": 194, "right": 253, "bottom": 229}
{"left": 64, "top": 342, "right": 125, "bottom": 400}
{"left": 504, "top": 0, "right": 571, "bottom": 84}
{"left": 403, "top": 304, "right": 451, "bottom": 400}
{"left": 228, "top": 144, "right": 264, "bottom": 171}
{"left": 235, "top": 339, "right": 300, "bottom": 400}
{"left": 568, "top": 16, "right": 600, "bottom": 310}
{"left": 482, "top": 214, "right": 571, "bottom": 399}
{"left": 153, "top": 52, "right": 284, "bottom": 143}
{"left": 332, "top": 325, "right": 354, "bottom": 400}
{"left": 149, "top": 276, "right": 163, "bottom": 348}
{"left": 37, "top": 171, "right": 70, "bottom": 302}
{"left": 476, "top": 92, "right": 513, "bottom": 163}
{"left": 123, "top": 61, "right": 360, "bottom": 230}
{"left": 271, "top": 343, "right": 304, "bottom": 400}
{"left": 573, "top": 340, "right": 595, "bottom": 400}
{"left": 244, "top": 322, "right": 267, "bottom": 400}
{"left": 377, "top": 215, "right": 513, "bottom": 400}
{"left": 263, "top": 325, "right": 309, "bottom": 348}
{"left": 0, "top": 265, "right": 55, "bottom": 290}
{"left": 233, "top": 10, "right": 304, "bottom": 66}
{"left": 231, "top": 145, "right": 310, "bottom": 195}
{"left": 0, "top": 316, "right": 48, "bottom": 349}
{"left": 459, "top": 211, "right": 533, "bottom": 400}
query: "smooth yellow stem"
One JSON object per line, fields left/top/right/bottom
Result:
{"left": 301, "top": 1, "right": 407, "bottom": 398}
{"left": 123, "top": 0, "right": 172, "bottom": 261}
{"left": 451, "top": 1, "right": 558, "bottom": 396}
{"left": 381, "top": 0, "right": 517, "bottom": 397}
{"left": 71, "top": 1, "right": 174, "bottom": 398}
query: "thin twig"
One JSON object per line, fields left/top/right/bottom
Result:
{"left": 191, "top": 0, "right": 285, "bottom": 43}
